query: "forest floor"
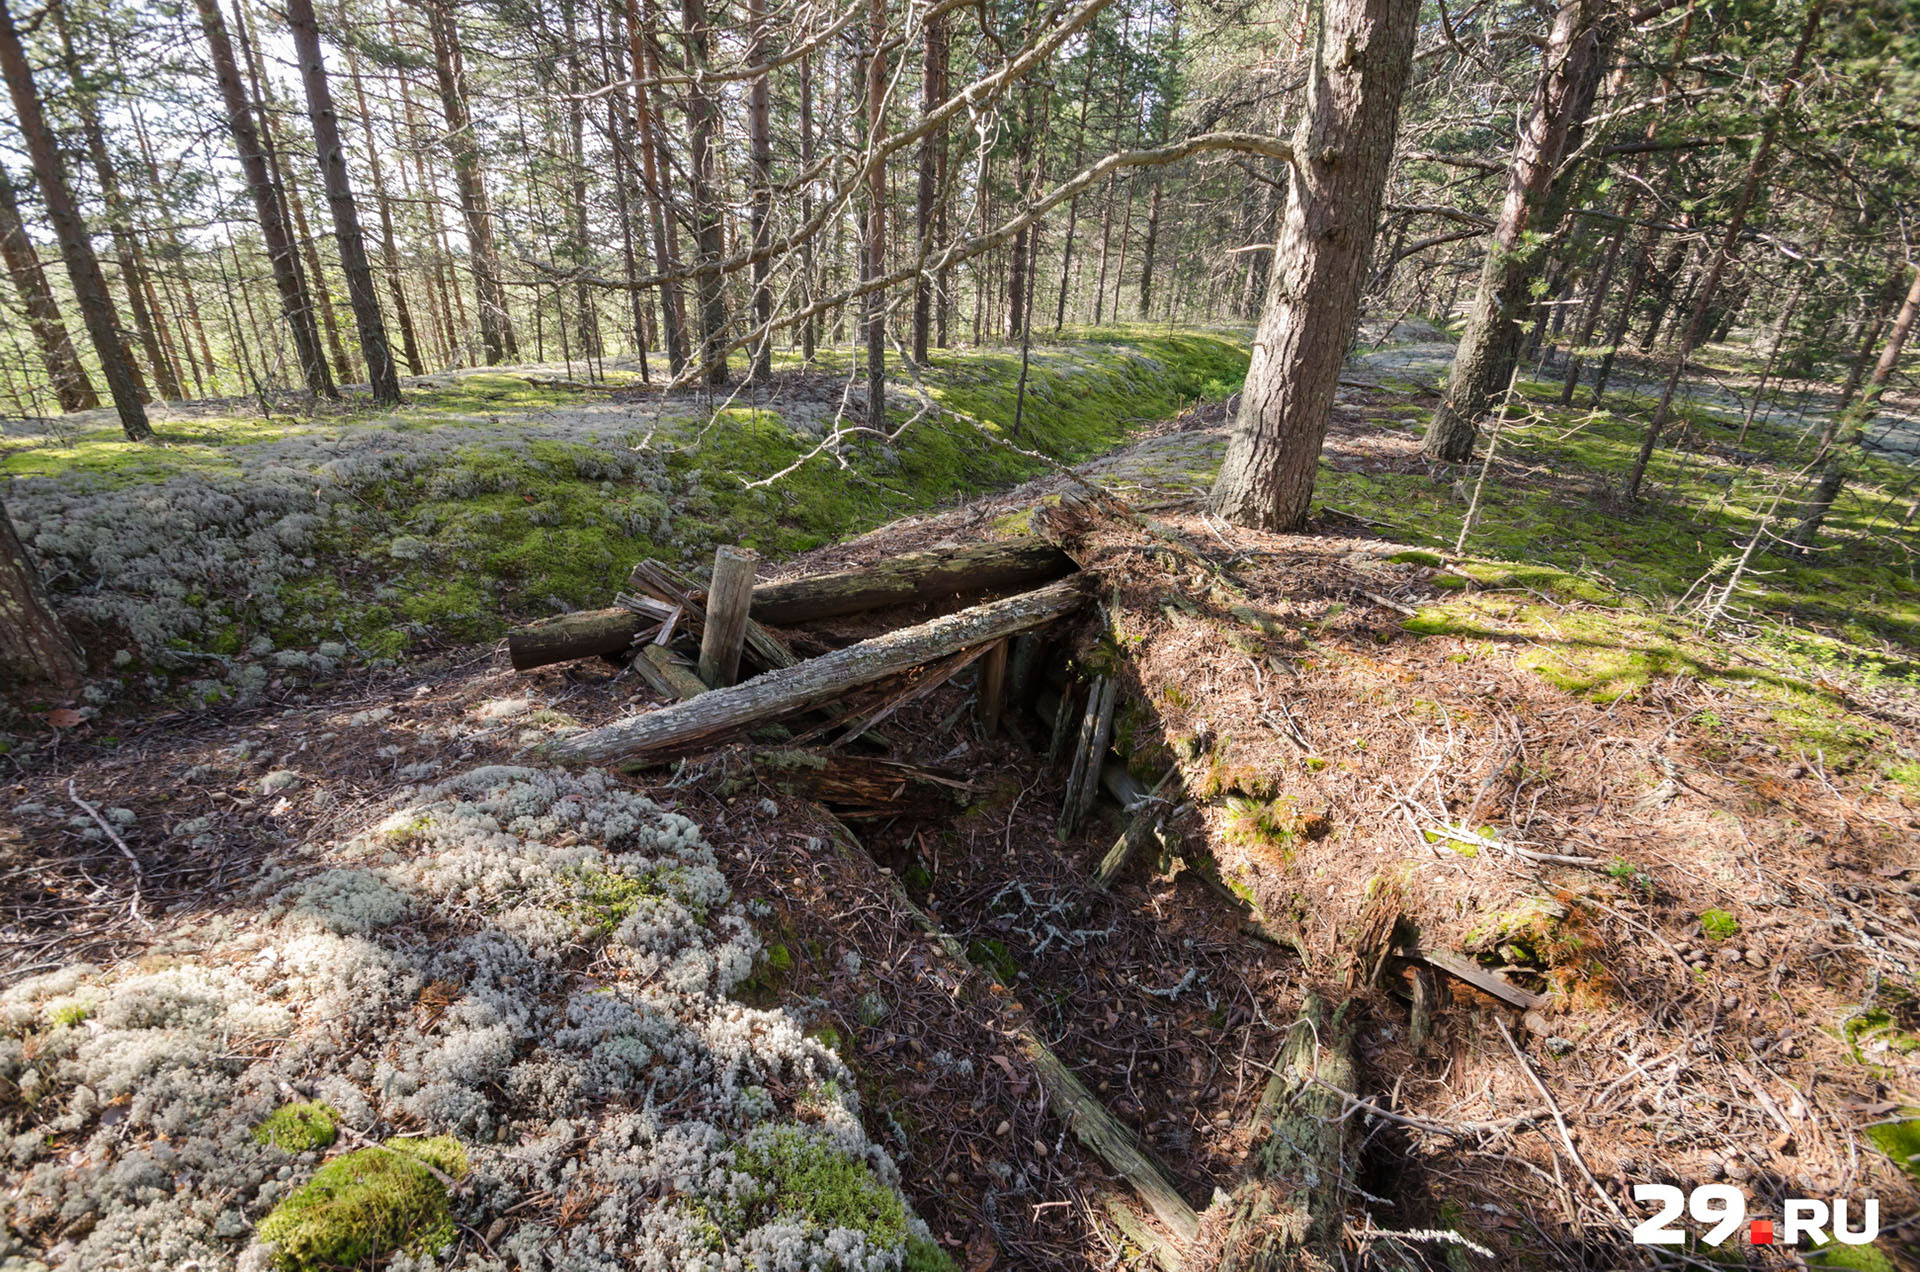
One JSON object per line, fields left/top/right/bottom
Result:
{"left": 3, "top": 324, "right": 1919, "bottom": 1271}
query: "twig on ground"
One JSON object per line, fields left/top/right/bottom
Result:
{"left": 66, "top": 780, "right": 146, "bottom": 926}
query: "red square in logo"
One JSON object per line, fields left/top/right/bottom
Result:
{"left": 1750, "top": 1220, "right": 1774, "bottom": 1245}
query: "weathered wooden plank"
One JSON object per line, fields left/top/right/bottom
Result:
{"left": 697, "top": 546, "right": 757, "bottom": 688}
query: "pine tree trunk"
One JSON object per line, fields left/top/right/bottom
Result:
{"left": 745, "top": 0, "right": 773, "bottom": 383}
{"left": 1425, "top": 0, "right": 1616, "bottom": 462}
{"left": 911, "top": 11, "right": 945, "bottom": 362}
{"left": 50, "top": 0, "right": 182, "bottom": 403}
{"left": 286, "top": 0, "right": 400, "bottom": 404}
{"left": 345, "top": 46, "right": 423, "bottom": 375}
{"left": 862, "top": 0, "right": 886, "bottom": 417}
{"left": 0, "top": 163, "right": 97, "bottom": 410}
{"left": 626, "top": 0, "right": 689, "bottom": 374}
{"left": 799, "top": 51, "right": 818, "bottom": 360}
{"left": 428, "top": 0, "right": 517, "bottom": 364}
{"left": 606, "top": 2, "right": 651, "bottom": 378}
{"left": 1209, "top": 0, "right": 1419, "bottom": 531}
{"left": 682, "top": 0, "right": 730, "bottom": 385}
{"left": 0, "top": 0, "right": 148, "bottom": 440}
{"left": 0, "top": 495, "right": 82, "bottom": 691}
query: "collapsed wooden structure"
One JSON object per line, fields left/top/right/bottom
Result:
{"left": 512, "top": 534, "right": 1542, "bottom": 1269}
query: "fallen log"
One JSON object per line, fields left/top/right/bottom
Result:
{"left": 748, "top": 539, "right": 1076, "bottom": 625}
{"left": 545, "top": 578, "right": 1090, "bottom": 768}
{"left": 508, "top": 608, "right": 652, "bottom": 671}
{"left": 1092, "top": 767, "right": 1180, "bottom": 889}
{"left": 1215, "top": 995, "right": 1359, "bottom": 1271}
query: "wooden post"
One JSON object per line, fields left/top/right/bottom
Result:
{"left": 697, "top": 545, "right": 757, "bottom": 688}
{"left": 978, "top": 638, "right": 1009, "bottom": 734}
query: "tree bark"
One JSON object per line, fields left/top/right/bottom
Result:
{"left": 1791, "top": 261, "right": 1920, "bottom": 552}
{"left": 862, "top": 0, "right": 887, "bottom": 416}
{"left": 546, "top": 578, "right": 1088, "bottom": 767}
{"left": 0, "top": 0, "right": 148, "bottom": 440}
{"left": 911, "top": 10, "right": 946, "bottom": 362}
{"left": 1209, "top": 0, "right": 1420, "bottom": 530}
{"left": 1425, "top": 0, "right": 1616, "bottom": 462}
{"left": 0, "top": 495, "right": 81, "bottom": 691}
{"left": 286, "top": 0, "right": 400, "bottom": 404}
{"left": 744, "top": 0, "right": 773, "bottom": 383}
{"left": 427, "top": 0, "right": 517, "bottom": 364}
{"left": 0, "top": 163, "right": 97, "bottom": 411}
{"left": 1215, "top": 995, "right": 1359, "bottom": 1271}
{"left": 682, "top": 0, "right": 730, "bottom": 385}
{"left": 345, "top": 45, "right": 423, "bottom": 375}
{"left": 623, "top": 0, "right": 689, "bottom": 375}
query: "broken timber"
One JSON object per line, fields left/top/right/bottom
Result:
{"left": 505, "top": 539, "right": 1075, "bottom": 671}
{"left": 1215, "top": 995, "right": 1359, "bottom": 1272}
{"left": 1395, "top": 944, "right": 1548, "bottom": 1011}
{"left": 546, "top": 579, "right": 1090, "bottom": 768}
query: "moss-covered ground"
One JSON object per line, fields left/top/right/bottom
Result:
{"left": 1321, "top": 349, "right": 1919, "bottom": 793}
{"left": 3, "top": 331, "right": 1246, "bottom": 682}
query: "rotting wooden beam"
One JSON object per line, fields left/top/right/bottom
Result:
{"left": 748, "top": 538, "right": 1076, "bottom": 625}
{"left": 631, "top": 645, "right": 707, "bottom": 702}
{"left": 507, "top": 539, "right": 1065, "bottom": 673}
{"left": 545, "top": 578, "right": 1090, "bottom": 768}
{"left": 1215, "top": 994, "right": 1359, "bottom": 1272}
{"left": 749, "top": 750, "right": 973, "bottom": 818}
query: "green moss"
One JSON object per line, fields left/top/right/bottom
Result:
{"left": 967, "top": 937, "right": 1020, "bottom": 984}
{"left": 253, "top": 1101, "right": 339, "bottom": 1153}
{"left": 255, "top": 1136, "right": 468, "bottom": 1269}
{"left": 1698, "top": 909, "right": 1740, "bottom": 941}
{"left": 42, "top": 1000, "right": 92, "bottom": 1029}
{"left": 1221, "top": 796, "right": 1300, "bottom": 855}
{"left": 735, "top": 1126, "right": 953, "bottom": 1267}
{"left": 1864, "top": 1116, "right": 1920, "bottom": 1184}
{"left": 1466, "top": 897, "right": 1573, "bottom": 967}
{"left": 1390, "top": 549, "right": 1445, "bottom": 567}
{"left": 563, "top": 865, "right": 694, "bottom": 937}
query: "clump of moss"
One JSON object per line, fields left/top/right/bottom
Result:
{"left": 255, "top": 1136, "right": 468, "bottom": 1269}
{"left": 737, "top": 1126, "right": 953, "bottom": 1268}
{"left": 1221, "top": 796, "right": 1302, "bottom": 855}
{"left": 1698, "top": 908, "right": 1740, "bottom": 941}
{"left": 1466, "top": 897, "right": 1574, "bottom": 967}
{"left": 1390, "top": 549, "right": 1445, "bottom": 567}
{"left": 252, "top": 1101, "right": 339, "bottom": 1153}
{"left": 42, "top": 999, "right": 92, "bottom": 1029}
{"left": 563, "top": 865, "right": 688, "bottom": 937}
{"left": 1866, "top": 1116, "right": 1920, "bottom": 1184}
{"left": 1192, "top": 740, "right": 1283, "bottom": 801}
